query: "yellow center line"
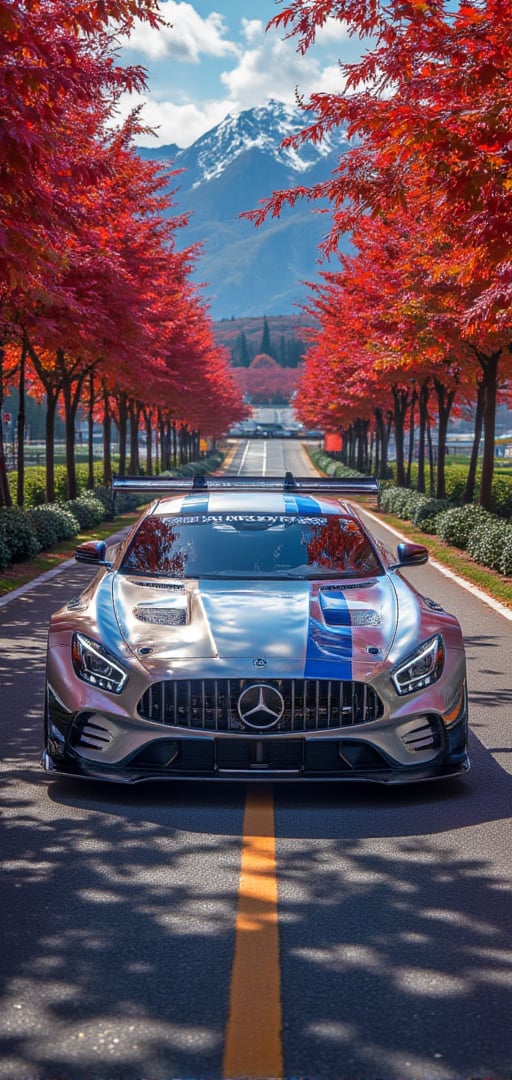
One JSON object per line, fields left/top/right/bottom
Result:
{"left": 223, "top": 785, "right": 283, "bottom": 1080}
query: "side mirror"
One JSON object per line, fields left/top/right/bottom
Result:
{"left": 75, "top": 540, "right": 111, "bottom": 567}
{"left": 390, "top": 541, "right": 429, "bottom": 569}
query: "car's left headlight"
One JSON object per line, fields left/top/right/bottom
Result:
{"left": 391, "top": 635, "right": 444, "bottom": 695}
{"left": 72, "top": 632, "right": 128, "bottom": 694}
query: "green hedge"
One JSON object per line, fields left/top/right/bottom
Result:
{"left": 466, "top": 519, "right": 512, "bottom": 574}
{"left": 7, "top": 462, "right": 106, "bottom": 507}
{"left": 0, "top": 507, "right": 42, "bottom": 563}
{"left": 25, "top": 505, "right": 77, "bottom": 548}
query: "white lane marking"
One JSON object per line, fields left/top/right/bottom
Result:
{"left": 363, "top": 507, "right": 512, "bottom": 623}
{"left": 238, "top": 441, "right": 251, "bottom": 474}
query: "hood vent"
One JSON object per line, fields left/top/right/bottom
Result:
{"left": 127, "top": 579, "right": 185, "bottom": 591}
{"left": 134, "top": 605, "right": 187, "bottom": 626}
{"left": 319, "top": 580, "right": 378, "bottom": 592}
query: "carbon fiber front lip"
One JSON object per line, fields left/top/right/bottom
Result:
{"left": 42, "top": 748, "right": 470, "bottom": 786}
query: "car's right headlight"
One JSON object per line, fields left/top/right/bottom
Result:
{"left": 72, "top": 632, "right": 128, "bottom": 694}
{"left": 391, "top": 634, "right": 444, "bottom": 695}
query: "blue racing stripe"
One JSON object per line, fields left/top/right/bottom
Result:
{"left": 304, "top": 588, "right": 353, "bottom": 679}
{"left": 294, "top": 494, "right": 322, "bottom": 514}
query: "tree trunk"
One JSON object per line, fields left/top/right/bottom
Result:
{"left": 433, "top": 378, "right": 456, "bottom": 500}
{"left": 0, "top": 345, "right": 12, "bottom": 506}
{"left": 87, "top": 371, "right": 95, "bottom": 490}
{"left": 417, "top": 381, "right": 430, "bottom": 494}
{"left": 59, "top": 351, "right": 86, "bottom": 501}
{"left": 102, "top": 382, "right": 112, "bottom": 487}
{"left": 45, "top": 392, "right": 57, "bottom": 503}
{"left": 128, "top": 399, "right": 140, "bottom": 475}
{"left": 16, "top": 337, "right": 28, "bottom": 506}
{"left": 426, "top": 413, "right": 435, "bottom": 495}
{"left": 406, "top": 389, "right": 417, "bottom": 487}
{"left": 144, "top": 411, "right": 153, "bottom": 475}
{"left": 463, "top": 376, "right": 485, "bottom": 504}
{"left": 118, "top": 392, "right": 128, "bottom": 475}
{"left": 391, "top": 385, "right": 410, "bottom": 487}
{"left": 478, "top": 350, "right": 500, "bottom": 511}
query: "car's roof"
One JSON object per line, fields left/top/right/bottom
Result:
{"left": 150, "top": 491, "right": 360, "bottom": 519}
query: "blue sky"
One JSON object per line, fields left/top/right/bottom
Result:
{"left": 118, "top": 1, "right": 358, "bottom": 148}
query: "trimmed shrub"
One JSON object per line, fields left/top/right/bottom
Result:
{"left": 307, "top": 449, "right": 364, "bottom": 479}
{"left": 0, "top": 507, "right": 40, "bottom": 562}
{"left": 0, "top": 538, "right": 11, "bottom": 571}
{"left": 66, "top": 493, "right": 106, "bottom": 529}
{"left": 10, "top": 466, "right": 47, "bottom": 507}
{"left": 435, "top": 503, "right": 493, "bottom": 549}
{"left": 44, "top": 505, "right": 80, "bottom": 541}
{"left": 467, "top": 519, "right": 512, "bottom": 571}
{"left": 25, "top": 506, "right": 61, "bottom": 550}
{"left": 499, "top": 531, "right": 512, "bottom": 576}
{"left": 93, "top": 485, "right": 115, "bottom": 520}
{"left": 442, "top": 466, "right": 470, "bottom": 503}
{"left": 379, "top": 486, "right": 412, "bottom": 517}
{"left": 412, "top": 497, "right": 451, "bottom": 533}
{"left": 490, "top": 475, "right": 512, "bottom": 518}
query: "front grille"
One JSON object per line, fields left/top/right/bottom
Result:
{"left": 138, "top": 679, "right": 383, "bottom": 733}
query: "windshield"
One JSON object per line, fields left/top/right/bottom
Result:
{"left": 120, "top": 512, "right": 383, "bottom": 579}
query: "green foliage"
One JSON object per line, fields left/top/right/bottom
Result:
{"left": 412, "top": 497, "right": 451, "bottom": 533}
{"left": 0, "top": 539, "right": 10, "bottom": 572}
{"left": 490, "top": 475, "right": 512, "bottom": 518}
{"left": 467, "top": 520, "right": 512, "bottom": 572}
{"left": 0, "top": 507, "right": 40, "bottom": 561}
{"left": 25, "top": 506, "right": 61, "bottom": 549}
{"left": 435, "top": 504, "right": 493, "bottom": 549}
{"left": 216, "top": 314, "right": 309, "bottom": 369}
{"left": 380, "top": 486, "right": 452, "bottom": 531}
{"left": 9, "top": 467, "right": 47, "bottom": 506}
{"left": 379, "top": 486, "right": 415, "bottom": 517}
{"left": 442, "top": 466, "right": 470, "bottom": 502}
{"left": 308, "top": 449, "right": 363, "bottom": 479}
{"left": 498, "top": 531, "right": 512, "bottom": 576}
{"left": 8, "top": 461, "right": 107, "bottom": 507}
{"left": 46, "top": 506, "right": 81, "bottom": 541}
{"left": 65, "top": 493, "right": 106, "bottom": 529}
{"left": 93, "top": 485, "right": 116, "bottom": 520}
{"left": 386, "top": 461, "right": 512, "bottom": 511}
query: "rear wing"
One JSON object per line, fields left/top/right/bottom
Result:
{"left": 112, "top": 472, "right": 379, "bottom": 497}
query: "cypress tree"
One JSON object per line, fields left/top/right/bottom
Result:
{"left": 260, "top": 316, "right": 272, "bottom": 357}
{"left": 239, "top": 330, "right": 251, "bottom": 367}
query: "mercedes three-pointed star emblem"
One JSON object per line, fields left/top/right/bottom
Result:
{"left": 237, "top": 683, "right": 285, "bottom": 730}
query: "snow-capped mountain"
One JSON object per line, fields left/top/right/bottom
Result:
{"left": 139, "top": 100, "right": 351, "bottom": 319}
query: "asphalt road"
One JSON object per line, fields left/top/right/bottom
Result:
{"left": 0, "top": 439, "right": 511, "bottom": 1080}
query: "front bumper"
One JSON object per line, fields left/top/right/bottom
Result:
{"left": 43, "top": 696, "right": 469, "bottom": 785}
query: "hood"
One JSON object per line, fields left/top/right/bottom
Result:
{"left": 112, "top": 574, "right": 399, "bottom": 675}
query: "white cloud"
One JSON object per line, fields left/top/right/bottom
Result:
{"left": 120, "top": 1, "right": 238, "bottom": 61}
{"left": 118, "top": 5, "right": 356, "bottom": 147}
{"left": 118, "top": 93, "right": 230, "bottom": 147}
{"left": 219, "top": 20, "right": 344, "bottom": 110}
{"left": 315, "top": 16, "right": 352, "bottom": 46}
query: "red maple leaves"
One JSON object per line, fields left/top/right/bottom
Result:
{"left": 0, "top": 0, "right": 245, "bottom": 504}
{"left": 256, "top": 0, "right": 512, "bottom": 508}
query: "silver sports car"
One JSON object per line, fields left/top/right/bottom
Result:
{"left": 43, "top": 473, "right": 469, "bottom": 784}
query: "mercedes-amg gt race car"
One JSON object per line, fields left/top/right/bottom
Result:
{"left": 43, "top": 473, "right": 469, "bottom": 785}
